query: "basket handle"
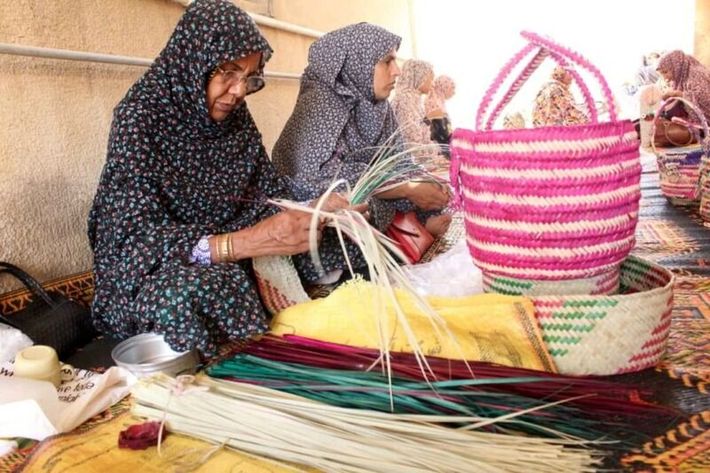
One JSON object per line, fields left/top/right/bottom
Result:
{"left": 651, "top": 97, "right": 710, "bottom": 154}
{"left": 449, "top": 140, "right": 463, "bottom": 210}
{"left": 476, "top": 31, "right": 617, "bottom": 130}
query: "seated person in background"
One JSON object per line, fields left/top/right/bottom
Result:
{"left": 532, "top": 66, "right": 589, "bottom": 127}
{"left": 637, "top": 52, "right": 662, "bottom": 88}
{"left": 424, "top": 75, "right": 456, "bottom": 155}
{"left": 87, "top": 0, "right": 361, "bottom": 357}
{"left": 272, "top": 23, "right": 451, "bottom": 239}
{"left": 657, "top": 50, "right": 710, "bottom": 126}
{"left": 391, "top": 59, "right": 437, "bottom": 162}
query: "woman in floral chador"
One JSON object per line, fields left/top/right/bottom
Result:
{"left": 88, "top": 0, "right": 357, "bottom": 356}
{"left": 532, "top": 66, "right": 589, "bottom": 127}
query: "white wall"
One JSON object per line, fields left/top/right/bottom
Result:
{"left": 412, "top": 0, "right": 696, "bottom": 128}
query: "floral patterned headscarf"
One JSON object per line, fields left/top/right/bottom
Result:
{"left": 272, "top": 23, "right": 402, "bottom": 201}
{"left": 424, "top": 75, "right": 455, "bottom": 116}
{"left": 391, "top": 59, "right": 434, "bottom": 147}
{"left": 657, "top": 50, "right": 710, "bottom": 122}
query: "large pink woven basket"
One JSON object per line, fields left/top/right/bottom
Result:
{"left": 450, "top": 31, "right": 641, "bottom": 284}
{"left": 651, "top": 97, "right": 710, "bottom": 221}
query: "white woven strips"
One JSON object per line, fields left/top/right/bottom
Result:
{"left": 451, "top": 139, "right": 473, "bottom": 151}
{"left": 472, "top": 131, "right": 639, "bottom": 153}
{"left": 472, "top": 258, "right": 621, "bottom": 278}
{"left": 543, "top": 290, "right": 671, "bottom": 375}
{"left": 466, "top": 212, "right": 638, "bottom": 234}
{"left": 462, "top": 183, "right": 639, "bottom": 207}
{"left": 462, "top": 158, "right": 639, "bottom": 181}
{"left": 467, "top": 234, "right": 634, "bottom": 258}
{"left": 252, "top": 255, "right": 310, "bottom": 303}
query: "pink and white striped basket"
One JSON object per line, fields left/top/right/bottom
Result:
{"left": 651, "top": 97, "right": 710, "bottom": 220}
{"left": 450, "top": 31, "right": 641, "bottom": 289}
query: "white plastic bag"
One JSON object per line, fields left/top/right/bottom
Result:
{"left": 0, "top": 323, "right": 33, "bottom": 363}
{"left": 400, "top": 239, "right": 483, "bottom": 297}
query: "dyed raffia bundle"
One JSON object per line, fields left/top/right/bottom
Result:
{"left": 450, "top": 31, "right": 641, "bottom": 292}
{"left": 132, "top": 373, "right": 601, "bottom": 472}
{"left": 208, "top": 335, "right": 678, "bottom": 445}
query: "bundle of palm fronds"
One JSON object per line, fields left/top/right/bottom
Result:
{"left": 132, "top": 373, "right": 600, "bottom": 472}
{"left": 269, "top": 134, "right": 460, "bottom": 400}
{"left": 206, "top": 335, "right": 679, "bottom": 446}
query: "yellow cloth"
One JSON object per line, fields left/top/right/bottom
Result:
{"left": 270, "top": 281, "right": 556, "bottom": 372}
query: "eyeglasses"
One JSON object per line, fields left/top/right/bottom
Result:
{"left": 214, "top": 66, "right": 265, "bottom": 95}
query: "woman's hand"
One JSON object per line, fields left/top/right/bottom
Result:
{"left": 311, "top": 193, "right": 369, "bottom": 217}
{"left": 225, "top": 209, "right": 319, "bottom": 259}
{"left": 404, "top": 181, "right": 450, "bottom": 211}
{"left": 662, "top": 89, "right": 683, "bottom": 100}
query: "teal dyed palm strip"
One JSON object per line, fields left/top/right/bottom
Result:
{"left": 543, "top": 335, "right": 582, "bottom": 345}
{"left": 540, "top": 323, "right": 595, "bottom": 333}
{"left": 492, "top": 277, "right": 533, "bottom": 290}
{"left": 563, "top": 298, "right": 618, "bottom": 308}
{"left": 208, "top": 354, "right": 632, "bottom": 442}
{"left": 545, "top": 310, "right": 607, "bottom": 321}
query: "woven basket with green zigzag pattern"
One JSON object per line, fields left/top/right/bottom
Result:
{"left": 254, "top": 254, "right": 673, "bottom": 376}
{"left": 532, "top": 255, "right": 673, "bottom": 375}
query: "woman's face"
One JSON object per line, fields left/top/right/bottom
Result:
{"left": 206, "top": 52, "right": 262, "bottom": 122}
{"left": 657, "top": 66, "right": 672, "bottom": 84}
{"left": 418, "top": 71, "right": 434, "bottom": 94}
{"left": 372, "top": 48, "right": 401, "bottom": 101}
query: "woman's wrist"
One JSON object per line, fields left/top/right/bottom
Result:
{"left": 375, "top": 181, "right": 412, "bottom": 200}
{"left": 209, "top": 230, "right": 251, "bottom": 263}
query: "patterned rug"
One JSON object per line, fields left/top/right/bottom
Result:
{"left": 1, "top": 152, "right": 709, "bottom": 472}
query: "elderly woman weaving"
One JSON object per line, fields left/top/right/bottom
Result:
{"left": 87, "top": 0, "right": 362, "bottom": 357}
{"left": 272, "top": 23, "right": 451, "bottom": 239}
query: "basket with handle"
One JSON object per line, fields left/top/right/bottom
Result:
{"left": 651, "top": 97, "right": 710, "bottom": 215}
{"left": 449, "top": 31, "right": 641, "bottom": 291}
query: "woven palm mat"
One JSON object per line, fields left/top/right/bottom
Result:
{"left": 609, "top": 161, "right": 709, "bottom": 471}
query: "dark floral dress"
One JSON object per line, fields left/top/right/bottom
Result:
{"left": 87, "top": 0, "right": 350, "bottom": 356}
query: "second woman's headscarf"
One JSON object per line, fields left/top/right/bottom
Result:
{"left": 424, "top": 75, "right": 455, "bottom": 117}
{"left": 658, "top": 50, "right": 710, "bottom": 122}
{"left": 272, "top": 23, "right": 402, "bottom": 201}
{"left": 391, "top": 59, "right": 434, "bottom": 151}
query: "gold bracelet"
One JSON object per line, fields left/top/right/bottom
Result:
{"left": 218, "top": 234, "right": 230, "bottom": 263}
{"left": 226, "top": 232, "right": 234, "bottom": 261}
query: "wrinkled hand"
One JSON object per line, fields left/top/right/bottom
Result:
{"left": 249, "top": 209, "right": 319, "bottom": 257}
{"left": 406, "top": 181, "right": 450, "bottom": 211}
{"left": 311, "top": 193, "right": 369, "bottom": 217}
{"left": 662, "top": 89, "right": 682, "bottom": 100}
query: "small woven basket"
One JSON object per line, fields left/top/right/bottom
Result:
{"left": 450, "top": 32, "right": 641, "bottom": 289}
{"left": 533, "top": 255, "right": 673, "bottom": 375}
{"left": 253, "top": 253, "right": 672, "bottom": 376}
{"left": 651, "top": 97, "right": 710, "bottom": 218}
